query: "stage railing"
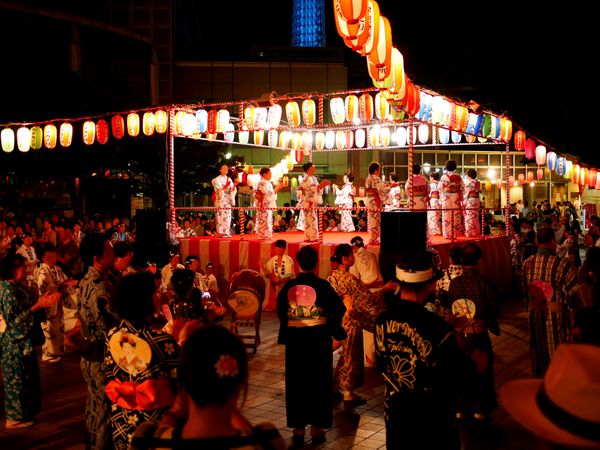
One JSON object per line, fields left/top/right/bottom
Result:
{"left": 173, "top": 204, "right": 498, "bottom": 243}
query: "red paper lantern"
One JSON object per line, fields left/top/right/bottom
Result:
{"left": 366, "top": 16, "right": 392, "bottom": 81}
{"left": 514, "top": 131, "right": 526, "bottom": 151}
{"left": 572, "top": 164, "right": 580, "bottom": 184}
{"left": 537, "top": 168, "right": 545, "bottom": 180}
{"left": 294, "top": 149, "right": 304, "bottom": 164}
{"left": 96, "top": 119, "right": 109, "bottom": 145}
{"left": 527, "top": 171, "right": 534, "bottom": 182}
{"left": 525, "top": 138, "right": 536, "bottom": 159}
{"left": 111, "top": 115, "right": 125, "bottom": 139}
{"left": 207, "top": 110, "right": 217, "bottom": 134}
{"left": 337, "top": 0, "right": 368, "bottom": 23}
{"left": 588, "top": 169, "right": 597, "bottom": 188}
{"left": 517, "top": 173, "right": 525, "bottom": 185}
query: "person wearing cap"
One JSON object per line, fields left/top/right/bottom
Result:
{"left": 204, "top": 262, "right": 219, "bottom": 298}
{"left": 212, "top": 162, "right": 238, "bottom": 238}
{"left": 405, "top": 163, "right": 429, "bottom": 210}
{"left": 501, "top": 344, "right": 600, "bottom": 449}
{"left": 161, "top": 252, "right": 185, "bottom": 292}
{"left": 447, "top": 243, "right": 500, "bottom": 421}
{"left": 439, "top": 160, "right": 464, "bottom": 240}
{"left": 255, "top": 168, "right": 285, "bottom": 240}
{"left": 375, "top": 251, "right": 476, "bottom": 450}
{"left": 463, "top": 168, "right": 482, "bottom": 238}
{"left": 263, "top": 240, "right": 295, "bottom": 311}
{"left": 364, "top": 161, "right": 391, "bottom": 245}
{"left": 184, "top": 255, "right": 209, "bottom": 293}
{"left": 333, "top": 173, "right": 357, "bottom": 232}
{"left": 349, "top": 236, "right": 383, "bottom": 287}
{"left": 299, "top": 162, "right": 330, "bottom": 242}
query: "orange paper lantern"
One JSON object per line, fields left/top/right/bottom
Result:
{"left": 588, "top": 169, "right": 597, "bottom": 188}
{"left": 59, "top": 123, "right": 73, "bottom": 147}
{"left": 537, "top": 168, "right": 545, "bottom": 180}
{"left": 572, "top": 164, "right": 580, "bottom": 184}
{"left": 43, "top": 124, "right": 57, "bottom": 149}
{"left": 514, "top": 130, "right": 526, "bottom": 151}
{"left": 345, "top": 95, "right": 359, "bottom": 123}
{"left": 155, "top": 110, "right": 168, "bottom": 133}
{"left": 366, "top": 16, "right": 392, "bottom": 81}
{"left": 285, "top": 101, "right": 301, "bottom": 127}
{"left": 527, "top": 171, "right": 534, "bottom": 182}
{"left": 302, "top": 99, "right": 316, "bottom": 126}
{"left": 143, "top": 112, "right": 155, "bottom": 136}
{"left": 83, "top": 121, "right": 96, "bottom": 145}
{"left": 127, "top": 113, "right": 140, "bottom": 137}
{"left": 359, "top": 93, "right": 373, "bottom": 122}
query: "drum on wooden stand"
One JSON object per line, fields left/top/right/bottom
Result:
{"left": 227, "top": 269, "right": 266, "bottom": 353}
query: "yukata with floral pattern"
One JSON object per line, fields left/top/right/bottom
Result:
{"left": 439, "top": 170, "right": 464, "bottom": 240}
{"left": 0, "top": 281, "right": 41, "bottom": 424}
{"left": 36, "top": 261, "right": 69, "bottom": 359}
{"left": 334, "top": 182, "right": 356, "bottom": 232}
{"left": 255, "top": 176, "right": 278, "bottom": 240}
{"left": 104, "top": 320, "right": 180, "bottom": 449}
{"left": 300, "top": 173, "right": 323, "bottom": 242}
{"left": 327, "top": 268, "right": 385, "bottom": 394}
{"left": 365, "top": 174, "right": 390, "bottom": 244}
{"left": 463, "top": 176, "right": 481, "bottom": 237}
{"left": 428, "top": 179, "right": 442, "bottom": 236}
{"left": 212, "top": 174, "right": 237, "bottom": 236}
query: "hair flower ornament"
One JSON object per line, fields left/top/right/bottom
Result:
{"left": 214, "top": 354, "right": 239, "bottom": 378}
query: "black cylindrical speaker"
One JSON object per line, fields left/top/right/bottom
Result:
{"left": 133, "top": 209, "right": 168, "bottom": 266}
{"left": 380, "top": 211, "right": 427, "bottom": 255}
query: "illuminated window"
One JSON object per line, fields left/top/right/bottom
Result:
{"left": 292, "top": 0, "right": 326, "bottom": 47}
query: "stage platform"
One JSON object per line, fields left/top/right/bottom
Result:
{"left": 180, "top": 232, "right": 512, "bottom": 307}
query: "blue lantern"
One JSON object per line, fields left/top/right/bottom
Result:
{"left": 451, "top": 131, "right": 462, "bottom": 143}
{"left": 438, "top": 127, "right": 450, "bottom": 144}
{"left": 555, "top": 157, "right": 566, "bottom": 176}
{"left": 546, "top": 151, "right": 557, "bottom": 171}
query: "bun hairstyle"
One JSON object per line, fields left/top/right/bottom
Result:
{"left": 180, "top": 325, "right": 248, "bottom": 407}
{"left": 346, "top": 173, "right": 355, "bottom": 183}
{"left": 445, "top": 160, "right": 457, "bottom": 172}
{"left": 302, "top": 162, "right": 314, "bottom": 173}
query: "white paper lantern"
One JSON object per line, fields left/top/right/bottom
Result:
{"left": 17, "top": 127, "right": 31, "bottom": 152}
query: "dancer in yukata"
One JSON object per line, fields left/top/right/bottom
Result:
{"left": 387, "top": 173, "right": 402, "bottom": 210}
{"left": 365, "top": 162, "right": 390, "bottom": 245}
{"left": 405, "top": 164, "right": 429, "bottom": 210}
{"left": 439, "top": 160, "right": 464, "bottom": 240}
{"left": 255, "top": 168, "right": 284, "bottom": 240}
{"left": 212, "top": 163, "right": 237, "bottom": 237}
{"left": 299, "top": 162, "right": 329, "bottom": 242}
{"left": 428, "top": 172, "right": 442, "bottom": 236}
{"left": 334, "top": 173, "right": 356, "bottom": 232}
{"left": 464, "top": 169, "right": 482, "bottom": 237}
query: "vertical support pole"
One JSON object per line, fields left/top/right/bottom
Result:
{"left": 505, "top": 142, "right": 511, "bottom": 237}
{"left": 408, "top": 118, "right": 414, "bottom": 209}
{"left": 169, "top": 108, "right": 176, "bottom": 228}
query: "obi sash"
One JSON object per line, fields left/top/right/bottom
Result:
{"left": 443, "top": 174, "right": 462, "bottom": 194}
{"left": 105, "top": 378, "right": 175, "bottom": 411}
{"left": 413, "top": 184, "right": 428, "bottom": 197}
{"left": 430, "top": 191, "right": 440, "bottom": 199}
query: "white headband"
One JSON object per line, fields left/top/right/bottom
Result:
{"left": 396, "top": 267, "right": 434, "bottom": 284}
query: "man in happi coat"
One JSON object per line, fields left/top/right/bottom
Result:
{"left": 428, "top": 172, "right": 442, "bottom": 236}
{"left": 365, "top": 162, "right": 391, "bottom": 245}
{"left": 439, "top": 160, "right": 464, "bottom": 240}
{"left": 299, "top": 162, "right": 329, "bottom": 242}
{"left": 212, "top": 162, "right": 237, "bottom": 237}
{"left": 255, "top": 167, "right": 284, "bottom": 240}
{"left": 463, "top": 169, "right": 482, "bottom": 237}
{"left": 405, "top": 163, "right": 429, "bottom": 210}
{"left": 334, "top": 173, "right": 356, "bottom": 232}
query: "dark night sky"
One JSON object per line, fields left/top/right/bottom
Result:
{"left": 179, "top": 1, "right": 596, "bottom": 165}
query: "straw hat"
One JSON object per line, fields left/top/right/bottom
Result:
{"left": 500, "top": 344, "right": 600, "bottom": 448}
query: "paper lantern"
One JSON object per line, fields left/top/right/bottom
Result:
{"left": 491, "top": 116, "right": 502, "bottom": 139}
{"left": 378, "top": 47, "right": 406, "bottom": 102}
{"left": 127, "top": 113, "right": 140, "bottom": 137}
{"left": 181, "top": 113, "right": 197, "bottom": 136}
{"left": 527, "top": 171, "right": 534, "bottom": 182}
{"left": 30, "top": 126, "right": 43, "bottom": 150}
{"left": 356, "top": 0, "right": 380, "bottom": 55}
{"left": 482, "top": 114, "right": 492, "bottom": 137}
{"left": 111, "top": 115, "right": 125, "bottom": 139}
{"left": 514, "top": 131, "right": 526, "bottom": 151}
{"left": 294, "top": 149, "right": 304, "bottom": 164}
{"left": 354, "top": 128, "right": 365, "bottom": 147}
{"left": 546, "top": 151, "right": 557, "bottom": 171}
{"left": 500, "top": 118, "right": 513, "bottom": 141}
{"left": 588, "top": 169, "right": 597, "bottom": 188}
{"left": 394, "top": 127, "right": 406, "bottom": 146}
{"left": 302, "top": 99, "right": 316, "bottom": 126}
{"left": 302, "top": 131, "right": 313, "bottom": 150}
{"left": 43, "top": 124, "right": 57, "bottom": 149}
{"left": 445, "top": 102, "right": 457, "bottom": 129}
{"left": 344, "top": 95, "right": 359, "bottom": 123}
{"left": 465, "top": 134, "right": 477, "bottom": 143}
{"left": 369, "top": 125, "right": 380, "bottom": 147}
{"left": 367, "top": 16, "right": 392, "bottom": 81}
{"left": 417, "top": 124, "right": 429, "bottom": 144}
{"left": 206, "top": 110, "right": 217, "bottom": 134}
{"left": 1, "top": 128, "right": 14, "bottom": 152}
{"left": 334, "top": 0, "right": 364, "bottom": 40}
{"left": 537, "top": 168, "right": 545, "bottom": 180}
{"left": 580, "top": 167, "right": 588, "bottom": 187}
{"left": 268, "top": 129, "right": 278, "bottom": 148}
{"left": 496, "top": 179, "right": 503, "bottom": 189}
{"left": 325, "top": 130, "right": 335, "bottom": 149}
{"left": 438, "top": 127, "right": 450, "bottom": 144}
{"left": 466, "top": 112, "right": 482, "bottom": 136}
{"left": 335, "top": 130, "right": 346, "bottom": 149}
{"left": 82, "top": 121, "right": 96, "bottom": 145}
{"left": 572, "top": 164, "right": 580, "bottom": 184}
{"left": 484, "top": 179, "right": 491, "bottom": 191}
{"left": 17, "top": 127, "right": 31, "bottom": 152}
{"left": 524, "top": 138, "right": 536, "bottom": 160}
{"left": 596, "top": 172, "right": 600, "bottom": 190}
{"left": 238, "top": 126, "right": 249, "bottom": 145}
{"left": 535, "top": 145, "right": 546, "bottom": 165}
{"left": 292, "top": 133, "right": 302, "bottom": 150}
{"left": 244, "top": 106, "right": 255, "bottom": 130}
{"left": 224, "top": 123, "right": 235, "bottom": 143}
{"left": 418, "top": 92, "right": 432, "bottom": 121}
{"left": 555, "top": 157, "right": 566, "bottom": 177}
{"left": 253, "top": 107, "right": 266, "bottom": 130}
{"left": 286, "top": 101, "right": 301, "bottom": 127}
{"left": 359, "top": 93, "right": 373, "bottom": 122}
{"left": 253, "top": 130, "right": 264, "bottom": 146}
{"left": 374, "top": 92, "right": 389, "bottom": 120}
{"left": 267, "top": 104, "right": 282, "bottom": 128}
{"left": 329, "top": 97, "right": 345, "bottom": 124}
{"left": 454, "top": 105, "right": 469, "bottom": 132}
{"left": 315, "top": 131, "right": 325, "bottom": 150}
{"left": 154, "top": 110, "right": 167, "bottom": 133}
{"left": 377, "top": 127, "right": 388, "bottom": 147}
{"left": 564, "top": 160, "right": 573, "bottom": 180}
{"left": 195, "top": 109, "right": 208, "bottom": 133}
{"left": 337, "top": 0, "right": 368, "bottom": 23}
{"left": 517, "top": 173, "right": 525, "bottom": 184}
{"left": 451, "top": 131, "right": 462, "bottom": 144}
{"left": 141, "top": 112, "right": 155, "bottom": 136}
{"left": 59, "top": 123, "right": 73, "bottom": 147}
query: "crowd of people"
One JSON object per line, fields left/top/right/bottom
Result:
{"left": 1, "top": 176, "right": 600, "bottom": 449}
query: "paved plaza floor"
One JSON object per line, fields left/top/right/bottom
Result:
{"left": 0, "top": 296, "right": 542, "bottom": 449}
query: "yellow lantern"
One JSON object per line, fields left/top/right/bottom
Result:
{"left": 155, "top": 110, "right": 168, "bottom": 133}
{"left": 380, "top": 127, "right": 391, "bottom": 147}
{"left": 302, "top": 99, "right": 316, "bottom": 126}
{"left": 285, "top": 102, "right": 300, "bottom": 127}
{"left": 143, "top": 112, "right": 156, "bottom": 136}
{"left": 83, "top": 121, "right": 96, "bottom": 145}
{"left": 292, "top": 132, "right": 302, "bottom": 150}
{"left": 44, "top": 124, "right": 57, "bottom": 149}
{"left": 484, "top": 180, "right": 492, "bottom": 191}
{"left": 286, "top": 154, "right": 294, "bottom": 170}
{"left": 1, "top": 128, "right": 14, "bottom": 152}
{"left": 345, "top": 95, "right": 359, "bottom": 123}
{"left": 30, "top": 126, "right": 43, "bottom": 150}
{"left": 127, "top": 113, "right": 140, "bottom": 137}
{"left": 374, "top": 92, "right": 389, "bottom": 120}
{"left": 244, "top": 106, "right": 255, "bottom": 130}
{"left": 254, "top": 130, "right": 265, "bottom": 146}
{"left": 369, "top": 125, "right": 381, "bottom": 147}
{"left": 59, "top": 123, "right": 73, "bottom": 147}
{"left": 17, "top": 127, "right": 31, "bottom": 152}
{"left": 329, "top": 97, "right": 345, "bottom": 124}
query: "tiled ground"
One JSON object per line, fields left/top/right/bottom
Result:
{"left": 0, "top": 296, "right": 538, "bottom": 449}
